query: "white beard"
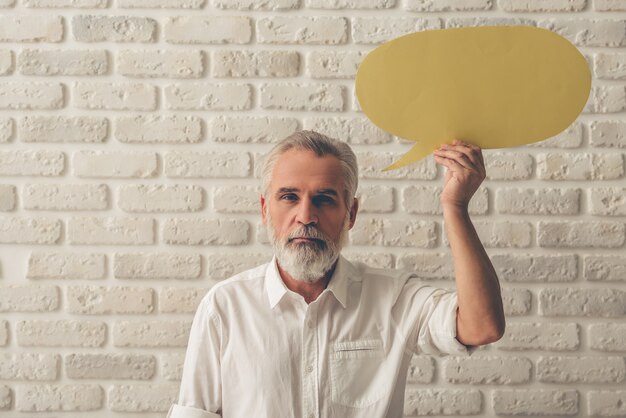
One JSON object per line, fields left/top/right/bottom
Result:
{"left": 266, "top": 210, "right": 350, "bottom": 284}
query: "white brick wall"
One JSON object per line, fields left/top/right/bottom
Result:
{"left": 0, "top": 2, "right": 624, "bottom": 417}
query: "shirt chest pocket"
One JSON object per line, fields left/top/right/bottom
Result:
{"left": 329, "top": 339, "right": 390, "bottom": 408}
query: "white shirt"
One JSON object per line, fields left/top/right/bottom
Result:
{"left": 167, "top": 254, "right": 471, "bottom": 418}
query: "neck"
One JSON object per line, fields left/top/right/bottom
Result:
{"left": 276, "top": 259, "right": 339, "bottom": 304}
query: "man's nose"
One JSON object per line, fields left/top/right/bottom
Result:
{"left": 296, "top": 201, "right": 318, "bottom": 225}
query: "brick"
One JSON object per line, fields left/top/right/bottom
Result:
{"left": 484, "top": 152, "right": 533, "bottom": 180}
{"left": 66, "top": 353, "right": 155, "bottom": 379}
{"left": 24, "top": 183, "right": 107, "bottom": 211}
{"left": 163, "top": 218, "right": 249, "bottom": 245}
{"left": 404, "top": 389, "right": 482, "bottom": 416}
{"left": 17, "top": 320, "right": 105, "bottom": 347}
{"left": 444, "top": 356, "right": 531, "bottom": 384}
{"left": 589, "top": 187, "right": 626, "bottom": 215}
{"left": 25, "top": 0, "right": 105, "bottom": 5}
{"left": 495, "top": 188, "right": 580, "bottom": 215}
{"left": 588, "top": 391, "right": 626, "bottom": 417}
{"left": 213, "top": 185, "right": 259, "bottom": 214}
{"left": 164, "top": 16, "right": 251, "bottom": 44}
{"left": 303, "top": 116, "right": 392, "bottom": 144}
{"left": 403, "top": 185, "right": 488, "bottom": 215}
{"left": 67, "top": 285, "right": 153, "bottom": 314}
{"left": 590, "top": 120, "right": 626, "bottom": 148}
{"left": 307, "top": 0, "right": 394, "bottom": 7}
{"left": 0, "top": 16, "right": 63, "bottom": 42}
{"left": 0, "top": 321, "right": 6, "bottom": 346}
{"left": 214, "top": 0, "right": 297, "bottom": 8}
{"left": 16, "top": 384, "right": 102, "bottom": 411}
{"left": 539, "top": 288, "right": 626, "bottom": 317}
{"left": 538, "top": 356, "right": 625, "bottom": 383}
{"left": 73, "top": 82, "right": 157, "bottom": 110}
{"left": 496, "top": 322, "right": 580, "bottom": 351}
{"left": 114, "top": 320, "right": 191, "bottom": 347}
{"left": 343, "top": 252, "right": 394, "bottom": 269}
{"left": 356, "top": 185, "right": 394, "bottom": 213}
{"left": 498, "top": 0, "right": 586, "bottom": 11}
{"left": 353, "top": 17, "right": 441, "bottom": 44}
{"left": 406, "top": 355, "right": 435, "bottom": 383}
{"left": 529, "top": 121, "right": 583, "bottom": 148}
{"left": 447, "top": 17, "right": 535, "bottom": 28}
{"left": 0, "top": 385, "right": 9, "bottom": 409}
{"left": 405, "top": 0, "right": 492, "bottom": 11}
{"left": 109, "top": 384, "right": 178, "bottom": 412}
{"left": 27, "top": 252, "right": 105, "bottom": 280}
{"left": 594, "top": 0, "right": 626, "bottom": 10}
{"left": 538, "top": 220, "right": 625, "bottom": 248}
{"left": 0, "top": 117, "right": 13, "bottom": 142}
{"left": 118, "top": 184, "right": 203, "bottom": 212}
{"left": 451, "top": 220, "right": 532, "bottom": 248}
{"left": 72, "top": 15, "right": 156, "bottom": 42}
{"left": 257, "top": 16, "right": 347, "bottom": 44}
{"left": 212, "top": 50, "right": 299, "bottom": 78}
{"left": 164, "top": 151, "right": 250, "bottom": 178}
{"left": 18, "top": 49, "right": 107, "bottom": 75}
{"left": 396, "top": 253, "right": 454, "bottom": 280}
{"left": 115, "top": 115, "right": 201, "bottom": 144}
{"left": 161, "top": 353, "right": 185, "bottom": 380}
{"left": 584, "top": 255, "right": 626, "bottom": 281}
{"left": 358, "top": 152, "right": 437, "bottom": 180}
{"left": 260, "top": 83, "right": 344, "bottom": 111}
{"left": 538, "top": 19, "right": 626, "bottom": 47}
{"left": 502, "top": 288, "right": 532, "bottom": 316}
{"left": 0, "top": 0, "right": 14, "bottom": 6}
{"left": 73, "top": 150, "right": 157, "bottom": 178}
{"left": 492, "top": 254, "right": 578, "bottom": 282}
{"left": 589, "top": 323, "right": 626, "bottom": 351}
{"left": 114, "top": 252, "right": 201, "bottom": 279}
{"left": 118, "top": 0, "right": 204, "bottom": 7}
{"left": 68, "top": 217, "right": 154, "bottom": 245}
{"left": 0, "top": 184, "right": 15, "bottom": 211}
{"left": 381, "top": 219, "right": 436, "bottom": 248}
{"left": 0, "top": 82, "right": 63, "bottom": 109}
{"left": 159, "top": 287, "right": 208, "bottom": 313}
{"left": 0, "top": 353, "right": 58, "bottom": 380}
{"left": 348, "top": 217, "right": 382, "bottom": 245}
{"left": 306, "top": 51, "right": 365, "bottom": 79}
{"left": 584, "top": 85, "right": 626, "bottom": 113}
{"left": 0, "top": 50, "right": 13, "bottom": 75}
{"left": 493, "top": 389, "right": 578, "bottom": 416}
{"left": 0, "top": 217, "right": 61, "bottom": 244}
{"left": 117, "top": 49, "right": 203, "bottom": 78}
{"left": 20, "top": 116, "right": 107, "bottom": 143}
{"left": 594, "top": 52, "right": 626, "bottom": 80}
{"left": 207, "top": 253, "right": 270, "bottom": 280}
{"left": 537, "top": 152, "right": 624, "bottom": 179}
{"left": 210, "top": 116, "right": 298, "bottom": 143}
{"left": 0, "top": 150, "right": 64, "bottom": 176}
{"left": 164, "top": 82, "right": 251, "bottom": 110}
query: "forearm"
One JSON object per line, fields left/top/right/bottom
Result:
{"left": 444, "top": 204, "right": 505, "bottom": 346}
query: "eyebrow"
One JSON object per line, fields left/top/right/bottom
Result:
{"left": 276, "top": 187, "right": 339, "bottom": 197}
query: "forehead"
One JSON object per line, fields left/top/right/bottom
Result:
{"left": 271, "top": 149, "right": 344, "bottom": 192}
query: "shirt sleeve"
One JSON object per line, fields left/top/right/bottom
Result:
{"left": 168, "top": 296, "right": 222, "bottom": 418}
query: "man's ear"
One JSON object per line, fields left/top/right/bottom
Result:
{"left": 348, "top": 197, "right": 358, "bottom": 230}
{"left": 260, "top": 195, "right": 267, "bottom": 225}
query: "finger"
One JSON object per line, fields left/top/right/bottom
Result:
{"left": 446, "top": 142, "right": 482, "bottom": 169}
{"left": 452, "top": 140, "right": 485, "bottom": 167}
{"left": 434, "top": 148, "right": 480, "bottom": 174}
{"left": 433, "top": 154, "right": 468, "bottom": 177}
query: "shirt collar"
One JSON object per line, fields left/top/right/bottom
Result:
{"left": 265, "top": 254, "right": 355, "bottom": 310}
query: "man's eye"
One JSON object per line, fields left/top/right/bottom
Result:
{"left": 281, "top": 194, "right": 297, "bottom": 201}
{"left": 315, "top": 196, "right": 335, "bottom": 205}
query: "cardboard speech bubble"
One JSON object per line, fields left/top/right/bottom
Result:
{"left": 355, "top": 26, "right": 592, "bottom": 171}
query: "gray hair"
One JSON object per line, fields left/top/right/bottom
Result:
{"left": 262, "top": 130, "right": 358, "bottom": 210}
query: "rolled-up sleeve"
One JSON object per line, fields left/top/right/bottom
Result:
{"left": 168, "top": 296, "right": 222, "bottom": 417}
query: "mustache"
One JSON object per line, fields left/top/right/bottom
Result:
{"left": 286, "top": 225, "right": 328, "bottom": 245}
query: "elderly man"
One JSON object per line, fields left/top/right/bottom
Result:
{"left": 167, "top": 130, "right": 505, "bottom": 418}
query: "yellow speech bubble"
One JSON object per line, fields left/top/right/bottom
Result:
{"left": 355, "top": 26, "right": 592, "bottom": 171}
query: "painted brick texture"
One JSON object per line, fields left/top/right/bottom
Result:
{"left": 0, "top": 2, "right": 623, "bottom": 418}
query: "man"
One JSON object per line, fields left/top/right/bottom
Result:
{"left": 167, "top": 130, "right": 505, "bottom": 418}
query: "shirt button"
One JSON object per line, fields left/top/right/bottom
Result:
{"left": 306, "top": 365, "right": 313, "bottom": 373}
{"left": 307, "top": 321, "right": 314, "bottom": 328}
